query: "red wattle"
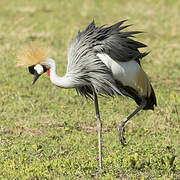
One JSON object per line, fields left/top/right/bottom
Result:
{"left": 47, "top": 69, "right": 50, "bottom": 76}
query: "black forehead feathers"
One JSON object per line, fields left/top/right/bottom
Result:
{"left": 28, "top": 65, "right": 48, "bottom": 75}
{"left": 28, "top": 65, "right": 35, "bottom": 75}
{"left": 42, "top": 65, "right": 48, "bottom": 73}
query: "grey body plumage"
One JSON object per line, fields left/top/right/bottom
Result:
{"left": 67, "top": 20, "right": 156, "bottom": 109}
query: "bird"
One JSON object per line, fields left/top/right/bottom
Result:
{"left": 17, "top": 20, "right": 157, "bottom": 170}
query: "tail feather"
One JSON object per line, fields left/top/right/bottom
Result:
{"left": 143, "top": 85, "right": 157, "bottom": 110}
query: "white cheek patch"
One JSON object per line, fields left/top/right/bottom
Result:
{"left": 34, "top": 64, "right": 44, "bottom": 74}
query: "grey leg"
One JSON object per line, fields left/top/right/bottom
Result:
{"left": 92, "top": 88, "right": 102, "bottom": 170}
{"left": 118, "top": 100, "right": 146, "bottom": 145}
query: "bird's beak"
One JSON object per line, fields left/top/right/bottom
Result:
{"left": 32, "top": 71, "right": 41, "bottom": 85}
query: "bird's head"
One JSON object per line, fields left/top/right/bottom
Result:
{"left": 17, "top": 42, "right": 51, "bottom": 84}
{"left": 28, "top": 64, "right": 50, "bottom": 84}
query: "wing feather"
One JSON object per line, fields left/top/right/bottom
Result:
{"left": 67, "top": 20, "right": 148, "bottom": 98}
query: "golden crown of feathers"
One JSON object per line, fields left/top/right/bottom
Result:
{"left": 17, "top": 42, "right": 49, "bottom": 67}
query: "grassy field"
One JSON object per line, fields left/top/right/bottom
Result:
{"left": 0, "top": 0, "right": 180, "bottom": 179}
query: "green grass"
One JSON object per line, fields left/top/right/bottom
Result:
{"left": 0, "top": 0, "right": 180, "bottom": 179}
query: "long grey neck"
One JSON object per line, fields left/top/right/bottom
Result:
{"left": 46, "top": 58, "right": 78, "bottom": 89}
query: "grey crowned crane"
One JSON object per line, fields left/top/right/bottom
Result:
{"left": 17, "top": 20, "right": 157, "bottom": 170}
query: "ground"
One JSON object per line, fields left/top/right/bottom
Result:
{"left": 0, "top": 0, "right": 179, "bottom": 179}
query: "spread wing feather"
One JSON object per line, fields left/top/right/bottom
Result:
{"left": 67, "top": 20, "right": 148, "bottom": 98}
{"left": 81, "top": 20, "right": 148, "bottom": 63}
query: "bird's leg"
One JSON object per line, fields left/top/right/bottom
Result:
{"left": 118, "top": 99, "right": 146, "bottom": 145}
{"left": 92, "top": 88, "right": 102, "bottom": 170}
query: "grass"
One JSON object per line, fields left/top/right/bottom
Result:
{"left": 0, "top": 0, "right": 180, "bottom": 179}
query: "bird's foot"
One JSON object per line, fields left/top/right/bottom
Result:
{"left": 118, "top": 122, "right": 126, "bottom": 145}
